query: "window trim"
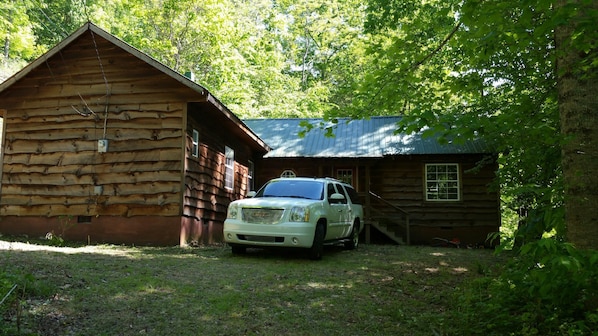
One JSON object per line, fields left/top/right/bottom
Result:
{"left": 280, "top": 170, "right": 296, "bottom": 178}
{"left": 247, "top": 160, "right": 254, "bottom": 191}
{"left": 424, "top": 163, "right": 461, "bottom": 202}
{"left": 225, "top": 146, "right": 234, "bottom": 190}
{"left": 191, "top": 129, "right": 199, "bottom": 158}
{"left": 336, "top": 168, "right": 354, "bottom": 187}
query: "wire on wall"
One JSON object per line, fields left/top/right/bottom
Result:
{"left": 90, "top": 28, "right": 111, "bottom": 140}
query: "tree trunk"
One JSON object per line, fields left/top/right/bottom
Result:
{"left": 556, "top": 0, "right": 598, "bottom": 250}
{"left": 3, "top": 37, "right": 9, "bottom": 60}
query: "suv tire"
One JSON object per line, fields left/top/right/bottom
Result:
{"left": 308, "top": 223, "right": 325, "bottom": 260}
{"left": 344, "top": 222, "right": 359, "bottom": 250}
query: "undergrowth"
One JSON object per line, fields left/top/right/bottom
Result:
{"left": 452, "top": 239, "right": 598, "bottom": 335}
{"left": 0, "top": 271, "right": 50, "bottom": 335}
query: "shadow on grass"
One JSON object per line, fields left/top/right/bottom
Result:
{"left": 1, "top": 237, "right": 505, "bottom": 336}
{"left": 226, "top": 244, "right": 350, "bottom": 261}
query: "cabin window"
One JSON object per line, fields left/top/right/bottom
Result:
{"left": 225, "top": 146, "right": 234, "bottom": 190}
{"left": 336, "top": 169, "right": 354, "bottom": 186}
{"left": 192, "top": 129, "right": 199, "bottom": 157}
{"left": 425, "top": 163, "right": 460, "bottom": 201}
{"left": 248, "top": 160, "right": 254, "bottom": 191}
{"left": 280, "top": 170, "right": 296, "bottom": 178}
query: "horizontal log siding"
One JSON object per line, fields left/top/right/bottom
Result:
{"left": 253, "top": 154, "right": 499, "bottom": 245}
{"left": 369, "top": 154, "right": 499, "bottom": 244}
{"left": 183, "top": 108, "right": 253, "bottom": 243}
{"left": 0, "top": 32, "right": 198, "bottom": 219}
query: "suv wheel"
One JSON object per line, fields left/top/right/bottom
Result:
{"left": 344, "top": 222, "right": 359, "bottom": 250}
{"left": 308, "top": 223, "right": 325, "bottom": 260}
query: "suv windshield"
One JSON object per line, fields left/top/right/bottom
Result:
{"left": 256, "top": 180, "right": 324, "bottom": 200}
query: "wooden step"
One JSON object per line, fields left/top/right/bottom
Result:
{"left": 366, "top": 220, "right": 405, "bottom": 245}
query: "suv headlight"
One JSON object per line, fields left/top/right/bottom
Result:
{"left": 227, "top": 203, "right": 239, "bottom": 219}
{"left": 289, "top": 206, "right": 309, "bottom": 222}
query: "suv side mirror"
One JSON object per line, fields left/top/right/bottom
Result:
{"left": 329, "top": 193, "right": 345, "bottom": 203}
{"left": 246, "top": 191, "right": 257, "bottom": 198}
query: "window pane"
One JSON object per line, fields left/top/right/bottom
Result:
{"left": 248, "top": 161, "right": 254, "bottom": 191}
{"left": 192, "top": 129, "right": 199, "bottom": 157}
{"left": 225, "top": 146, "right": 234, "bottom": 189}
{"left": 425, "top": 164, "right": 459, "bottom": 201}
{"left": 336, "top": 169, "right": 353, "bottom": 185}
{"left": 280, "top": 170, "right": 296, "bottom": 178}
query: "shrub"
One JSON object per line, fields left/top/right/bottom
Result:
{"left": 454, "top": 239, "right": 598, "bottom": 335}
{"left": 0, "top": 269, "right": 53, "bottom": 335}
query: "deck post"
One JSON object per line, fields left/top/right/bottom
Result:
{"left": 365, "top": 164, "right": 371, "bottom": 244}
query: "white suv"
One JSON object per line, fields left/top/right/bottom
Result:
{"left": 224, "top": 177, "right": 364, "bottom": 260}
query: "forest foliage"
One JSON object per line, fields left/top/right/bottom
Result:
{"left": 1, "top": 0, "right": 372, "bottom": 119}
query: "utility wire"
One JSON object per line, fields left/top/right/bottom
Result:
{"left": 33, "top": 0, "right": 69, "bottom": 40}
{"left": 90, "top": 29, "right": 111, "bottom": 139}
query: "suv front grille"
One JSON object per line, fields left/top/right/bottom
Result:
{"left": 242, "top": 208, "right": 284, "bottom": 224}
{"left": 238, "top": 235, "right": 284, "bottom": 243}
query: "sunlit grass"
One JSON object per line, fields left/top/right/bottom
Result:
{"left": 1, "top": 239, "right": 504, "bottom": 335}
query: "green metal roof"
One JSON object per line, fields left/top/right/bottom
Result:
{"left": 243, "top": 116, "right": 492, "bottom": 158}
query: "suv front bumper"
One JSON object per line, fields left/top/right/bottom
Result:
{"left": 223, "top": 220, "right": 316, "bottom": 248}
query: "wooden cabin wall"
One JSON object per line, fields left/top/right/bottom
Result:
{"left": 0, "top": 32, "right": 201, "bottom": 244}
{"left": 254, "top": 154, "right": 499, "bottom": 245}
{"left": 254, "top": 158, "right": 320, "bottom": 186}
{"left": 182, "top": 108, "right": 253, "bottom": 244}
{"left": 369, "top": 154, "right": 500, "bottom": 245}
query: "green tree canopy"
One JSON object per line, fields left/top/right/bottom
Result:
{"left": 361, "top": 0, "right": 597, "bottom": 248}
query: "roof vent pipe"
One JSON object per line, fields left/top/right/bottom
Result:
{"left": 184, "top": 71, "right": 195, "bottom": 81}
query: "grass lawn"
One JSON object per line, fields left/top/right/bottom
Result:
{"left": 1, "top": 239, "right": 504, "bottom": 336}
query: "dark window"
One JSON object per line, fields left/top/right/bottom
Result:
{"left": 342, "top": 185, "right": 361, "bottom": 204}
{"left": 328, "top": 183, "right": 347, "bottom": 204}
{"left": 248, "top": 160, "right": 254, "bottom": 191}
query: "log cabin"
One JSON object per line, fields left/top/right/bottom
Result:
{"left": 0, "top": 23, "right": 500, "bottom": 246}
{"left": 0, "top": 22, "right": 269, "bottom": 246}
{"left": 244, "top": 118, "right": 500, "bottom": 246}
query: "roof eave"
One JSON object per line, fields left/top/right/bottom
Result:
{"left": 206, "top": 94, "right": 271, "bottom": 152}
{"left": 0, "top": 22, "right": 209, "bottom": 97}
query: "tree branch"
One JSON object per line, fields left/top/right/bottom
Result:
{"left": 366, "top": 21, "right": 463, "bottom": 111}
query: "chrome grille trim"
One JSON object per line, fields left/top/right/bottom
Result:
{"left": 242, "top": 207, "right": 284, "bottom": 224}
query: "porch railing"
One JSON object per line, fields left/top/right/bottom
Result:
{"left": 362, "top": 191, "right": 410, "bottom": 245}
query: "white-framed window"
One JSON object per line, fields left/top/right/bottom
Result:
{"left": 425, "top": 163, "right": 460, "bottom": 201}
{"left": 225, "top": 146, "right": 234, "bottom": 190}
{"left": 280, "top": 170, "right": 296, "bottom": 178}
{"left": 248, "top": 160, "right": 254, "bottom": 191}
{"left": 192, "top": 129, "right": 199, "bottom": 157}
